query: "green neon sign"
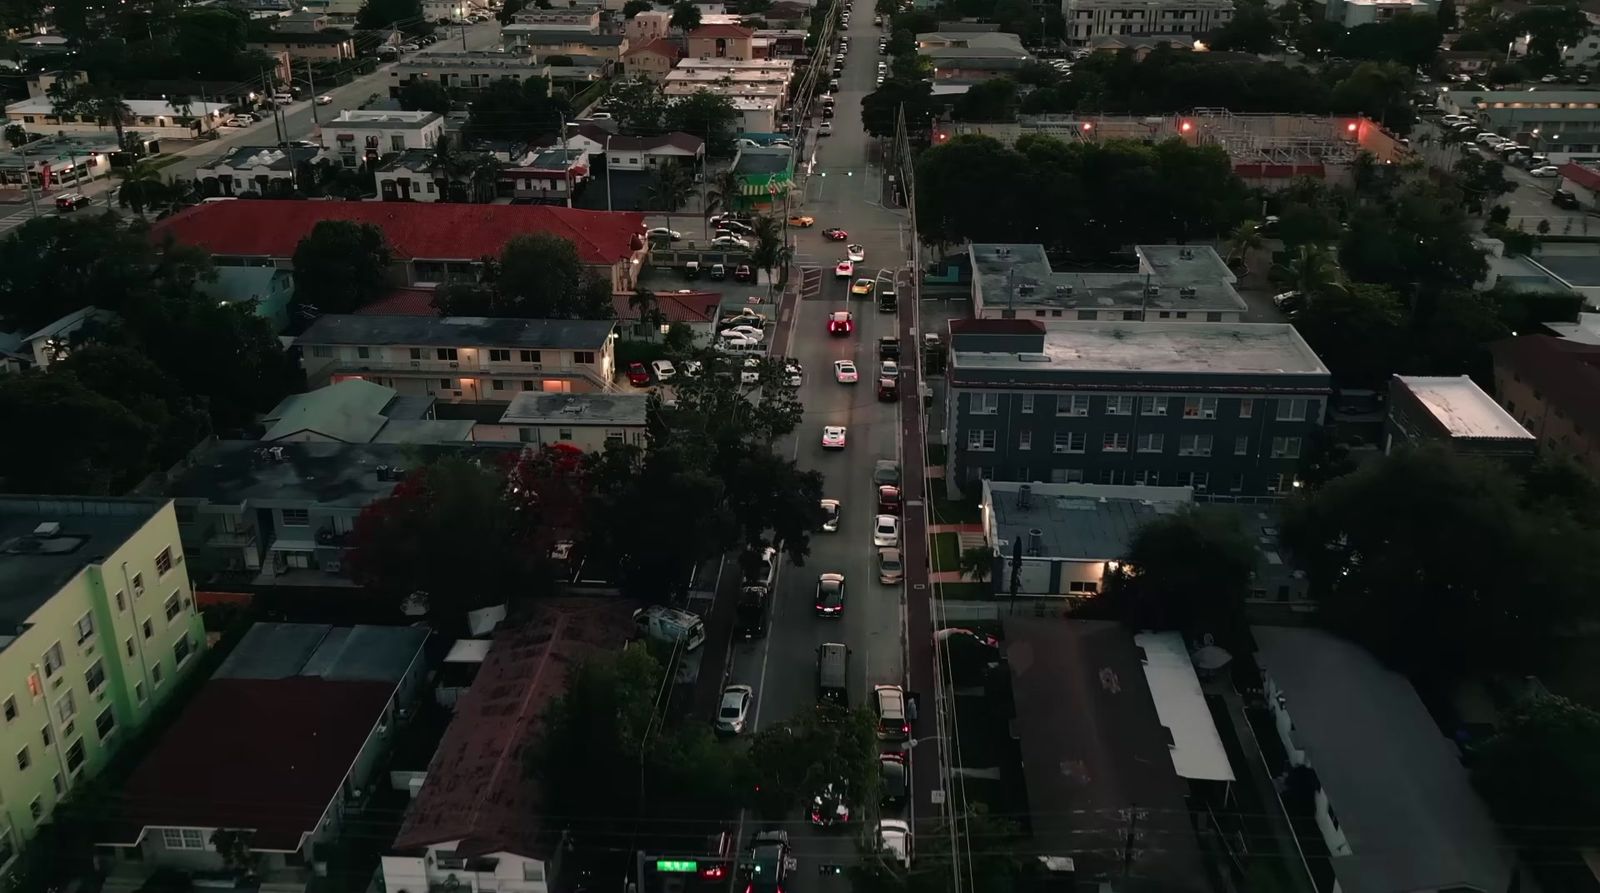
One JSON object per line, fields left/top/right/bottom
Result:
{"left": 656, "top": 861, "right": 699, "bottom": 873}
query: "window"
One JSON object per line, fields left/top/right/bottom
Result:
{"left": 40, "top": 725, "right": 50, "bottom": 747}
{"left": 134, "top": 682, "right": 145, "bottom": 704}
{"left": 1134, "top": 469, "right": 1160, "bottom": 485}
{"left": 311, "top": 345, "right": 333, "bottom": 358}
{"left": 1229, "top": 473, "right": 1245, "bottom": 492}
{"left": 1178, "top": 434, "right": 1213, "bottom": 456}
{"left": 1068, "top": 581, "right": 1099, "bottom": 593}
{"left": 391, "top": 134, "right": 406, "bottom": 151}
{"left": 1271, "top": 436, "right": 1302, "bottom": 459}
{"left": 1238, "top": 398, "right": 1254, "bottom": 419}
{"left": 1140, "top": 396, "right": 1168, "bottom": 416}
{"left": 1057, "top": 395, "right": 1089, "bottom": 416}
{"left": 574, "top": 351, "right": 596, "bottom": 364}
{"left": 970, "top": 393, "right": 999, "bottom": 415}
{"left": 27, "top": 799, "right": 40, "bottom": 821}
{"left": 51, "top": 775, "right": 61, "bottom": 795}
{"left": 1051, "top": 468, "right": 1085, "bottom": 483}
{"left": 1105, "top": 396, "right": 1134, "bottom": 416}
{"left": 1277, "top": 398, "right": 1308, "bottom": 421}
{"left": 152, "top": 663, "right": 163, "bottom": 687}
{"left": 492, "top": 379, "right": 507, "bottom": 391}
{"left": 1055, "top": 431, "right": 1086, "bottom": 453}
{"left": 95, "top": 707, "right": 115, "bottom": 741}
{"left": 1183, "top": 396, "right": 1218, "bottom": 418}
{"left": 16, "top": 748, "right": 28, "bottom": 772}
{"left": 124, "top": 637, "right": 134, "bottom": 658}
{"left": 1180, "top": 471, "right": 1210, "bottom": 491}
{"left": 439, "top": 379, "right": 452, "bottom": 391}
{"left": 41, "top": 644, "right": 63, "bottom": 678}
{"left": 84, "top": 661, "right": 104, "bottom": 694}
{"left": 1077, "top": 310, "right": 1098, "bottom": 320}
{"left": 154, "top": 547, "right": 173, "bottom": 576}
{"left": 489, "top": 349, "right": 511, "bottom": 362}
{"left": 2, "top": 697, "right": 14, "bottom": 722}
{"left": 55, "top": 692, "right": 75, "bottom": 724}
{"left": 164, "top": 592, "right": 183, "bottom": 622}
{"left": 1123, "top": 310, "right": 1143, "bottom": 321}
{"left": 1102, "top": 432, "right": 1129, "bottom": 452}
{"left": 435, "top": 348, "right": 459, "bottom": 361}
{"left": 74, "top": 612, "right": 93, "bottom": 645}
{"left": 1018, "top": 430, "right": 1032, "bottom": 450}
{"left": 174, "top": 636, "right": 193, "bottom": 667}
{"left": 1137, "top": 433, "right": 1164, "bottom": 453}
{"left": 131, "top": 572, "right": 142, "bottom": 595}
{"left": 281, "top": 508, "right": 309, "bottom": 527}
{"left": 357, "top": 347, "right": 370, "bottom": 359}
{"left": 160, "top": 828, "right": 207, "bottom": 851}
{"left": 1235, "top": 435, "right": 1249, "bottom": 456}
{"left": 520, "top": 349, "right": 541, "bottom": 363}
{"left": 114, "top": 591, "right": 125, "bottom": 612}
{"left": 142, "top": 619, "right": 153, "bottom": 640}
{"left": 966, "top": 429, "right": 997, "bottom": 451}
{"left": 1021, "top": 394, "right": 1034, "bottom": 414}
{"left": 409, "top": 348, "right": 423, "bottom": 360}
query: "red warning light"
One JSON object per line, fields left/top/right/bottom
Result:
{"left": 1180, "top": 120, "right": 1193, "bottom": 132}
{"left": 1081, "top": 122, "right": 1093, "bottom": 131}
{"left": 1346, "top": 121, "right": 1358, "bottom": 133}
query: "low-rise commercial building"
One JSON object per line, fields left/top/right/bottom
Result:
{"left": 917, "top": 30, "right": 1034, "bottom": 80}
{"left": 247, "top": 28, "right": 357, "bottom": 61}
{"left": 298, "top": 314, "right": 619, "bottom": 399}
{"left": 0, "top": 496, "right": 207, "bottom": 861}
{"left": 1061, "top": 0, "right": 1234, "bottom": 43}
{"left": 501, "top": 28, "right": 626, "bottom": 60}
{"left": 0, "top": 133, "right": 120, "bottom": 194}
{"left": 98, "top": 623, "right": 428, "bottom": 893}
{"left": 194, "top": 145, "right": 321, "bottom": 198}
{"left": 501, "top": 147, "right": 592, "bottom": 204}
{"left": 943, "top": 319, "right": 1332, "bottom": 497}
{"left": 391, "top": 51, "right": 551, "bottom": 93}
{"left": 475, "top": 392, "right": 650, "bottom": 448}
{"left": 1384, "top": 375, "right": 1535, "bottom": 461}
{"left": 3, "top": 97, "right": 229, "bottom": 139}
{"left": 328, "top": 109, "right": 445, "bottom": 167}
{"left": 1491, "top": 334, "right": 1600, "bottom": 472}
{"left": 969, "top": 243, "right": 1246, "bottom": 321}
{"left": 1440, "top": 90, "right": 1600, "bottom": 157}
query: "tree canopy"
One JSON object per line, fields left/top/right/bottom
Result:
{"left": 1474, "top": 693, "right": 1600, "bottom": 850}
{"left": 464, "top": 76, "right": 567, "bottom": 144}
{"left": 1099, "top": 507, "right": 1257, "bottom": 646}
{"left": 431, "top": 233, "right": 614, "bottom": 319}
{"left": 291, "top": 220, "right": 393, "bottom": 316}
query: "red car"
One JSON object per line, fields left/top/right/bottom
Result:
{"left": 626, "top": 362, "right": 651, "bottom": 386}
{"left": 823, "top": 228, "right": 848, "bottom": 241}
{"left": 878, "top": 485, "right": 901, "bottom": 515}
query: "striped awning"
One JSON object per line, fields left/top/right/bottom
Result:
{"left": 740, "top": 176, "right": 793, "bottom": 197}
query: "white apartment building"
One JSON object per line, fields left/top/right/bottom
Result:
{"left": 624, "top": 8, "right": 671, "bottom": 43}
{"left": 297, "top": 315, "right": 619, "bottom": 402}
{"left": 508, "top": 8, "right": 600, "bottom": 29}
{"left": 194, "top": 145, "right": 322, "bottom": 197}
{"left": 1061, "top": 0, "right": 1233, "bottom": 44}
{"left": 326, "top": 109, "right": 445, "bottom": 168}
{"left": 1323, "top": 0, "right": 1432, "bottom": 25}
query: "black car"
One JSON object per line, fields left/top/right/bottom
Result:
{"left": 736, "top": 585, "right": 768, "bottom": 639}
{"left": 879, "top": 753, "right": 908, "bottom": 807}
{"left": 746, "top": 831, "right": 792, "bottom": 893}
{"left": 815, "top": 573, "right": 846, "bottom": 617}
{"left": 1554, "top": 188, "right": 1581, "bottom": 210}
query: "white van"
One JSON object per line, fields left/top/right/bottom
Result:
{"left": 633, "top": 606, "right": 706, "bottom": 651}
{"left": 717, "top": 336, "right": 764, "bottom": 355}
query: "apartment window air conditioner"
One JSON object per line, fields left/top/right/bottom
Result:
{"left": 132, "top": 581, "right": 145, "bottom": 597}
{"left": 410, "top": 360, "right": 421, "bottom": 368}
{"left": 449, "top": 361, "right": 459, "bottom": 368}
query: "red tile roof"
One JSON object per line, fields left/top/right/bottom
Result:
{"left": 151, "top": 201, "right": 646, "bottom": 266}
{"left": 1491, "top": 334, "right": 1600, "bottom": 436}
{"left": 1559, "top": 162, "right": 1600, "bottom": 194}
{"left": 690, "top": 23, "right": 753, "bottom": 38}
{"left": 393, "top": 600, "right": 636, "bottom": 859}
{"left": 108, "top": 678, "right": 395, "bottom": 851}
{"left": 612, "top": 289, "right": 719, "bottom": 323}
{"left": 625, "top": 36, "right": 682, "bottom": 58}
{"left": 359, "top": 287, "right": 439, "bottom": 316}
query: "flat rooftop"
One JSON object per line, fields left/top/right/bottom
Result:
{"left": 1530, "top": 253, "right": 1600, "bottom": 288}
{"left": 1005, "top": 618, "right": 1206, "bottom": 890}
{"left": 330, "top": 109, "right": 441, "bottom": 128}
{"left": 0, "top": 497, "right": 166, "bottom": 628}
{"left": 1134, "top": 632, "right": 1235, "bottom": 782}
{"left": 298, "top": 314, "right": 616, "bottom": 350}
{"left": 1394, "top": 375, "right": 1533, "bottom": 441}
{"left": 1254, "top": 626, "right": 1515, "bottom": 893}
{"left": 983, "top": 481, "right": 1192, "bottom": 561}
{"left": 732, "top": 147, "right": 792, "bottom": 176}
{"left": 167, "top": 441, "right": 513, "bottom": 507}
{"left": 970, "top": 243, "right": 1246, "bottom": 315}
{"left": 954, "top": 321, "right": 1331, "bottom": 376}
{"left": 500, "top": 392, "right": 649, "bottom": 426}
{"left": 216, "top": 622, "right": 427, "bottom": 682}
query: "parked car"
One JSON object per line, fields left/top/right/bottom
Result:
{"left": 873, "top": 515, "right": 900, "bottom": 547}
{"left": 1531, "top": 165, "right": 1561, "bottom": 178}
{"left": 651, "top": 359, "right": 676, "bottom": 381}
{"left": 647, "top": 226, "right": 681, "bottom": 241}
{"left": 626, "top": 362, "right": 651, "bottom": 386}
{"left": 1554, "top": 188, "right": 1581, "bottom": 209}
{"left": 716, "top": 684, "right": 753, "bottom": 735}
{"left": 710, "top": 263, "right": 727, "bottom": 280}
{"left": 878, "top": 548, "right": 904, "bottom": 585}
{"left": 819, "top": 121, "right": 833, "bottom": 136}
{"left": 316, "top": 94, "right": 333, "bottom": 105}
{"left": 734, "top": 264, "right": 756, "bottom": 282}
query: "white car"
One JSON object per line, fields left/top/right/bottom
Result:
{"left": 785, "top": 358, "right": 803, "bottom": 386}
{"left": 651, "top": 359, "right": 676, "bottom": 381}
{"left": 881, "top": 360, "right": 899, "bottom": 378}
{"left": 224, "top": 115, "right": 254, "bottom": 127}
{"left": 1272, "top": 290, "right": 1299, "bottom": 310}
{"left": 682, "top": 359, "right": 703, "bottom": 377}
{"left": 742, "top": 357, "right": 761, "bottom": 384}
{"left": 1531, "top": 165, "right": 1561, "bottom": 177}
{"left": 873, "top": 514, "right": 900, "bottom": 547}
{"left": 716, "top": 684, "right": 754, "bottom": 735}
{"left": 723, "top": 324, "right": 766, "bottom": 342}
{"left": 712, "top": 235, "right": 752, "bottom": 250}
{"left": 647, "top": 226, "right": 682, "bottom": 241}
{"left": 878, "top": 820, "right": 911, "bottom": 868}
{"left": 836, "top": 259, "right": 855, "bottom": 278}
{"left": 834, "top": 360, "right": 859, "bottom": 383}
{"left": 820, "top": 498, "right": 841, "bottom": 532}
{"left": 819, "top": 121, "right": 834, "bottom": 136}
{"left": 316, "top": 94, "right": 333, "bottom": 105}
{"left": 822, "top": 425, "right": 848, "bottom": 449}
{"left": 846, "top": 243, "right": 866, "bottom": 262}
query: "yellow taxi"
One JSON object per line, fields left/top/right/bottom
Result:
{"left": 851, "top": 278, "right": 876, "bottom": 296}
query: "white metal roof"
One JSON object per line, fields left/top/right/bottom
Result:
{"left": 1134, "top": 631, "right": 1236, "bottom": 782}
{"left": 1395, "top": 375, "right": 1534, "bottom": 441}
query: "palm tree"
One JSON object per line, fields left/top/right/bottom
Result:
{"left": 643, "top": 161, "right": 694, "bottom": 234}
{"left": 749, "top": 215, "right": 784, "bottom": 294}
{"left": 462, "top": 154, "right": 502, "bottom": 203}
{"left": 628, "top": 287, "right": 667, "bottom": 334}
{"left": 957, "top": 546, "right": 993, "bottom": 584}
{"left": 1270, "top": 244, "right": 1345, "bottom": 310}
{"left": 704, "top": 169, "right": 743, "bottom": 225}
{"left": 1223, "top": 219, "right": 1262, "bottom": 269}
{"left": 116, "top": 160, "right": 169, "bottom": 216}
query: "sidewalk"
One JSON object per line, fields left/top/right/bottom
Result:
{"left": 928, "top": 523, "right": 981, "bottom": 534}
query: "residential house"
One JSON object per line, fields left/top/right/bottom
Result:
{"left": 382, "top": 601, "right": 636, "bottom": 893}
{"left": 195, "top": 267, "right": 296, "bottom": 332}
{"left": 500, "top": 28, "right": 627, "bottom": 61}
{"left": 2, "top": 97, "right": 230, "bottom": 139}
{"left": 423, "top": 0, "right": 470, "bottom": 20}
{"left": 259, "top": 379, "right": 475, "bottom": 443}
{"left": 328, "top": 109, "right": 445, "bottom": 168}
{"left": 276, "top": 10, "right": 331, "bottom": 30}
{"left": 391, "top": 52, "right": 551, "bottom": 93}
{"left": 0, "top": 496, "right": 207, "bottom": 861}
{"left": 193, "top": 145, "right": 321, "bottom": 198}
{"left": 509, "top": 8, "right": 601, "bottom": 29}
{"left": 943, "top": 318, "right": 1333, "bottom": 497}
{"left": 1060, "top": 0, "right": 1234, "bottom": 43}
{"left": 22, "top": 306, "right": 117, "bottom": 369}
{"left": 165, "top": 440, "right": 515, "bottom": 586}
{"left": 97, "top": 623, "right": 429, "bottom": 893}
{"left": 969, "top": 243, "right": 1246, "bottom": 322}
{"left": 374, "top": 148, "right": 447, "bottom": 202}
{"left": 916, "top": 30, "right": 1034, "bottom": 81}
{"left": 1254, "top": 626, "right": 1516, "bottom": 893}
{"left": 149, "top": 201, "right": 649, "bottom": 291}
{"left": 501, "top": 147, "right": 592, "bottom": 204}
{"left": 247, "top": 28, "right": 357, "bottom": 61}
{"left": 624, "top": 9, "right": 672, "bottom": 43}
{"left": 610, "top": 289, "right": 717, "bottom": 342}
{"left": 474, "top": 392, "right": 650, "bottom": 448}
{"left": 604, "top": 132, "right": 705, "bottom": 170}
{"left": 624, "top": 37, "right": 683, "bottom": 80}
{"left": 687, "top": 23, "right": 755, "bottom": 59}
{"left": 0, "top": 331, "right": 32, "bottom": 374}
{"left": 1491, "top": 334, "right": 1600, "bottom": 471}
{"left": 297, "top": 314, "right": 619, "bottom": 400}
{"left": 1003, "top": 618, "right": 1223, "bottom": 891}
{"left": 1384, "top": 375, "right": 1535, "bottom": 461}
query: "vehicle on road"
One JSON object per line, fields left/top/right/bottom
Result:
{"left": 785, "top": 358, "right": 803, "bottom": 386}
{"left": 1272, "top": 290, "right": 1299, "bottom": 311}
{"left": 815, "top": 572, "right": 846, "bottom": 616}
{"left": 879, "top": 336, "right": 901, "bottom": 360}
{"left": 882, "top": 359, "right": 900, "bottom": 378}
{"left": 746, "top": 830, "right": 794, "bottom": 893}
{"left": 874, "top": 684, "right": 910, "bottom": 740}
{"left": 717, "top": 684, "right": 754, "bottom": 734}
{"left": 734, "top": 264, "right": 755, "bottom": 282}
{"left": 873, "top": 515, "right": 900, "bottom": 547}
{"left": 789, "top": 214, "right": 815, "bottom": 227}
{"left": 816, "top": 642, "right": 849, "bottom": 709}
{"left": 820, "top": 498, "right": 841, "bottom": 532}
{"left": 718, "top": 218, "right": 755, "bottom": 236}
{"left": 224, "top": 115, "right": 254, "bottom": 127}
{"left": 823, "top": 228, "right": 848, "bottom": 240}
{"left": 626, "top": 362, "right": 651, "bottom": 386}
{"left": 878, "top": 287, "right": 897, "bottom": 312}
{"left": 874, "top": 459, "right": 901, "bottom": 487}
{"left": 316, "top": 94, "right": 333, "bottom": 105}
{"left": 822, "top": 425, "right": 848, "bottom": 449}
{"left": 651, "top": 359, "right": 676, "bottom": 381}
{"left": 647, "top": 226, "right": 681, "bottom": 241}
{"left": 722, "top": 308, "right": 767, "bottom": 326}
{"left": 712, "top": 236, "right": 751, "bottom": 251}
{"left": 878, "top": 377, "right": 898, "bottom": 401}
{"left": 736, "top": 586, "right": 768, "bottom": 639}
{"left": 819, "top": 121, "right": 833, "bottom": 136}
{"left": 877, "top": 820, "right": 911, "bottom": 868}
{"left": 835, "top": 259, "right": 855, "bottom": 278}
{"left": 834, "top": 360, "right": 859, "bottom": 382}
{"left": 879, "top": 753, "right": 908, "bottom": 807}
{"left": 741, "top": 357, "right": 761, "bottom": 383}
{"left": 633, "top": 605, "right": 706, "bottom": 650}
{"left": 1531, "top": 165, "right": 1561, "bottom": 177}
{"left": 809, "top": 780, "right": 851, "bottom": 826}
{"left": 878, "top": 484, "right": 901, "bottom": 514}
{"left": 53, "top": 193, "right": 90, "bottom": 211}
{"left": 846, "top": 243, "right": 866, "bottom": 261}
{"left": 828, "top": 310, "right": 854, "bottom": 335}
{"left": 878, "top": 548, "right": 904, "bottom": 584}
{"left": 851, "top": 278, "right": 876, "bottom": 296}
{"left": 1555, "top": 188, "right": 1582, "bottom": 209}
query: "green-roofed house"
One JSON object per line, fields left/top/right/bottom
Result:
{"left": 260, "top": 379, "right": 475, "bottom": 444}
{"left": 196, "top": 267, "right": 295, "bottom": 333}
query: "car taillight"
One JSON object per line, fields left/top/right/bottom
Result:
{"left": 704, "top": 866, "right": 726, "bottom": 879}
{"left": 902, "top": 723, "right": 910, "bottom": 733}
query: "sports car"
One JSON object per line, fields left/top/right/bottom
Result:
{"left": 851, "top": 278, "right": 876, "bottom": 296}
{"left": 822, "top": 425, "right": 847, "bottom": 449}
{"left": 823, "top": 228, "right": 848, "bottom": 241}
{"left": 835, "top": 260, "right": 855, "bottom": 278}
{"left": 846, "top": 243, "right": 865, "bottom": 262}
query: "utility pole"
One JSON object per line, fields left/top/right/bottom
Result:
{"left": 22, "top": 166, "right": 37, "bottom": 218}
{"left": 461, "top": 20, "right": 469, "bottom": 51}
{"left": 264, "top": 68, "right": 284, "bottom": 145}
{"left": 605, "top": 133, "right": 613, "bottom": 212}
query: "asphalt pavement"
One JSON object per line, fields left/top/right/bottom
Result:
{"left": 0, "top": 19, "right": 504, "bottom": 234}
{"left": 721, "top": 13, "right": 912, "bottom": 891}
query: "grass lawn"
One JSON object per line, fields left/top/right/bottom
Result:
{"left": 927, "top": 478, "right": 980, "bottom": 525}
{"left": 931, "top": 532, "right": 960, "bottom": 572}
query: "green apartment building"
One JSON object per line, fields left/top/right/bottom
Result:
{"left": 0, "top": 496, "right": 208, "bottom": 868}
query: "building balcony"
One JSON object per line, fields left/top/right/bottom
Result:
{"left": 207, "top": 524, "right": 259, "bottom": 547}
{"left": 325, "top": 357, "right": 598, "bottom": 377}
